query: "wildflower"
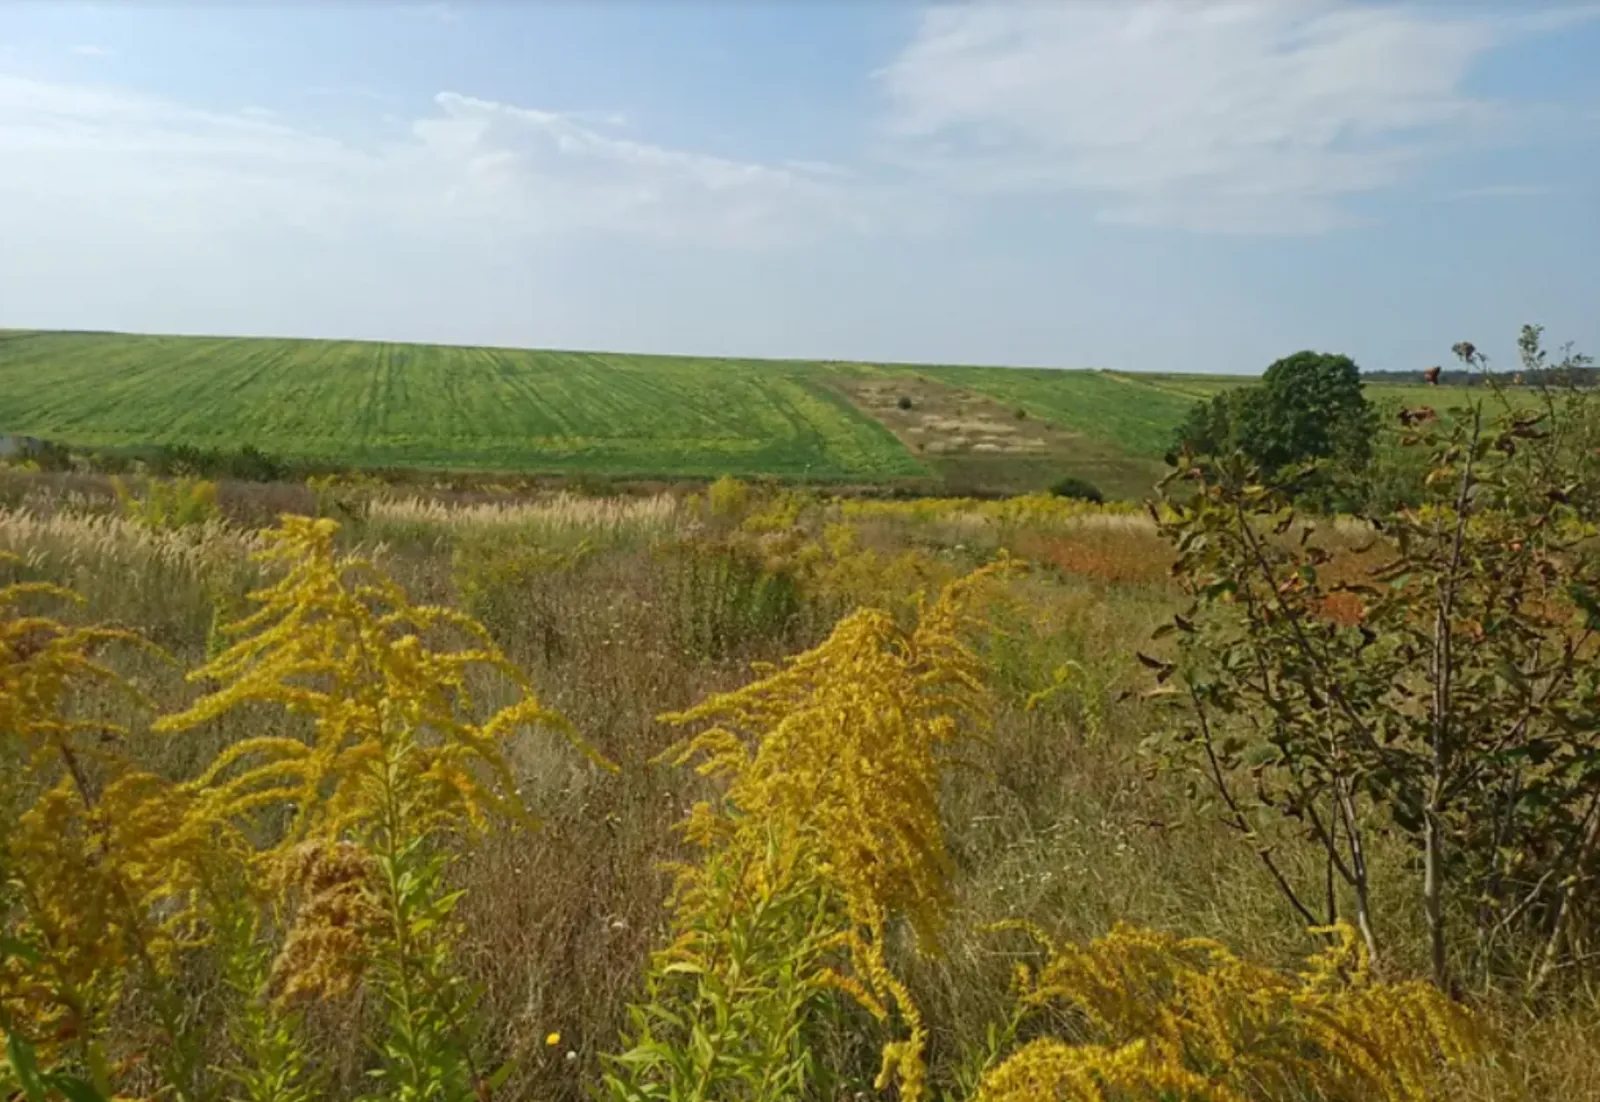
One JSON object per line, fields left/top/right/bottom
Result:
{"left": 649, "top": 559, "right": 1018, "bottom": 1101}
{"left": 1, "top": 563, "right": 224, "bottom": 1079}
{"left": 157, "top": 515, "right": 605, "bottom": 846}
{"left": 976, "top": 921, "right": 1489, "bottom": 1101}
{"left": 545, "top": 1031, "right": 561, "bottom": 1047}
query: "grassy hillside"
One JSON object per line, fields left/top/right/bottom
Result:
{"left": 0, "top": 330, "right": 922, "bottom": 481}
{"left": 0, "top": 328, "right": 1473, "bottom": 490}
{"left": 898, "top": 364, "right": 1205, "bottom": 456}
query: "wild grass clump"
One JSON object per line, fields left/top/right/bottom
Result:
{"left": 364, "top": 492, "right": 680, "bottom": 550}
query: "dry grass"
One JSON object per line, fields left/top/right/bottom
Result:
{"left": 364, "top": 491, "right": 682, "bottom": 549}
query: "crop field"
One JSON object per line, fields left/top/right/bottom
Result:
{"left": 0, "top": 329, "right": 1498, "bottom": 491}
{"left": 0, "top": 331, "right": 923, "bottom": 480}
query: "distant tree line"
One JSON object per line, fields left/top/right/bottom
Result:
{"left": 1360, "top": 366, "right": 1600, "bottom": 388}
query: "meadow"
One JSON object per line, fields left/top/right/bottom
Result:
{"left": 3, "top": 446, "right": 1598, "bottom": 1101}
{"left": 0, "top": 329, "right": 1477, "bottom": 497}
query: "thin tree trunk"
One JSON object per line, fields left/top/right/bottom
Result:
{"left": 1424, "top": 409, "right": 1480, "bottom": 991}
{"left": 1532, "top": 793, "right": 1600, "bottom": 992}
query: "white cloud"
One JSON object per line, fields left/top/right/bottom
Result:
{"left": 69, "top": 44, "right": 112, "bottom": 58}
{"left": 876, "top": 2, "right": 1588, "bottom": 234}
{"left": 410, "top": 92, "right": 879, "bottom": 243}
{"left": 0, "top": 74, "right": 881, "bottom": 248}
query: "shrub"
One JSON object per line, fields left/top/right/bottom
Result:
{"left": 30, "top": 440, "right": 74, "bottom": 472}
{"left": 307, "top": 471, "right": 379, "bottom": 522}
{"left": 87, "top": 449, "right": 134, "bottom": 475}
{"left": 216, "top": 444, "right": 287, "bottom": 482}
{"left": 147, "top": 442, "right": 210, "bottom": 478}
{"left": 1047, "top": 476, "right": 1104, "bottom": 504}
{"left": 1151, "top": 333, "right": 1600, "bottom": 991}
{"left": 569, "top": 471, "right": 619, "bottom": 498}
{"left": 1173, "top": 351, "right": 1377, "bottom": 485}
{"left": 897, "top": 395, "right": 914, "bottom": 411}
{"left": 706, "top": 474, "right": 751, "bottom": 521}
{"left": 144, "top": 442, "right": 288, "bottom": 482}
{"left": 452, "top": 533, "right": 588, "bottom": 658}
{"left": 114, "top": 475, "right": 220, "bottom": 530}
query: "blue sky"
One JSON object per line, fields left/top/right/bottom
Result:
{"left": 0, "top": 1, "right": 1596, "bottom": 374}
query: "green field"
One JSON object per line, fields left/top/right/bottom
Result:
{"left": 0, "top": 331, "right": 922, "bottom": 481}
{"left": 0, "top": 329, "right": 1472, "bottom": 488}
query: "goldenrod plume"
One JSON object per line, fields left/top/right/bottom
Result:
{"left": 156, "top": 515, "right": 603, "bottom": 845}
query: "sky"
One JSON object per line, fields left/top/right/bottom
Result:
{"left": 0, "top": 1, "right": 1596, "bottom": 375}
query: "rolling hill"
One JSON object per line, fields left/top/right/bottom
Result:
{"left": 0, "top": 328, "right": 1458, "bottom": 495}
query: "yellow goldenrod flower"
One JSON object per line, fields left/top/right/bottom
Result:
{"left": 0, "top": 562, "right": 221, "bottom": 1078}
{"left": 650, "top": 558, "right": 1018, "bottom": 1102}
{"left": 975, "top": 921, "right": 1490, "bottom": 1102}
{"left": 156, "top": 515, "right": 606, "bottom": 847}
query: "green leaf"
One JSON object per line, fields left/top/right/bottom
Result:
{"left": 1136, "top": 652, "right": 1173, "bottom": 674}
{"left": 484, "top": 1060, "right": 515, "bottom": 1093}
{"left": 1494, "top": 660, "right": 1527, "bottom": 691}
{"left": 0, "top": 936, "right": 41, "bottom": 966}
{"left": 45, "top": 1075, "right": 106, "bottom": 1102}
{"left": 5, "top": 1033, "right": 47, "bottom": 1102}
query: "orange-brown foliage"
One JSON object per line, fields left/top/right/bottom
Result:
{"left": 1012, "top": 527, "right": 1174, "bottom": 587}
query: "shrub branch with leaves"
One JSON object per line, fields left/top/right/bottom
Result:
{"left": 1150, "top": 330, "right": 1600, "bottom": 993}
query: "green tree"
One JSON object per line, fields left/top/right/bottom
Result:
{"left": 1245, "top": 351, "right": 1375, "bottom": 468}
{"left": 1171, "top": 390, "right": 1247, "bottom": 459}
{"left": 1173, "top": 351, "right": 1376, "bottom": 476}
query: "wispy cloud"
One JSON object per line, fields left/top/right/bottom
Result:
{"left": 412, "top": 91, "right": 886, "bottom": 243}
{"left": 876, "top": 1, "right": 1595, "bottom": 234}
{"left": 0, "top": 74, "right": 891, "bottom": 248}
{"left": 69, "top": 44, "right": 112, "bottom": 58}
